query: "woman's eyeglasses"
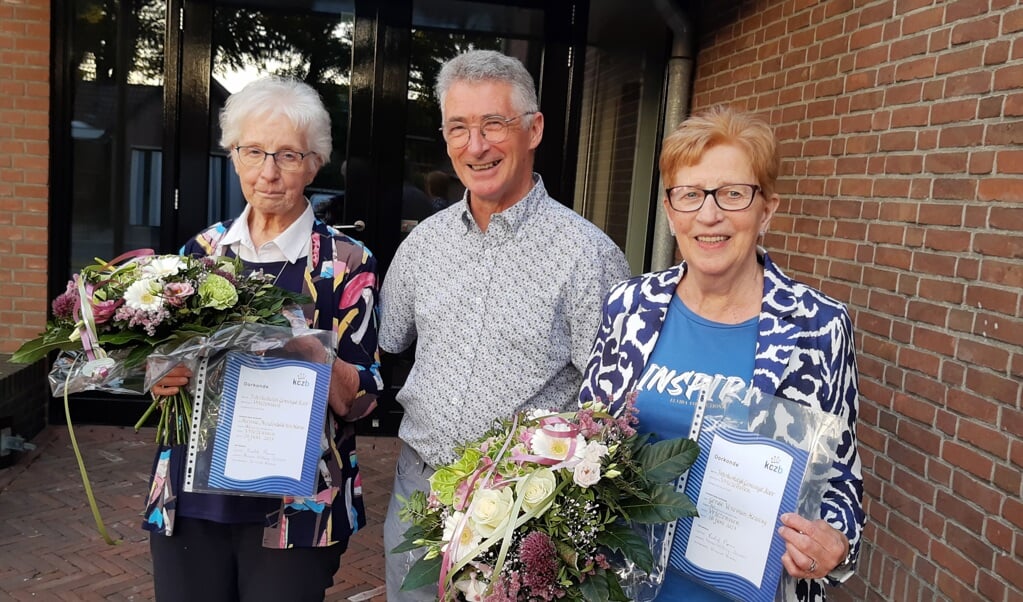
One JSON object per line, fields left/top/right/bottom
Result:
{"left": 665, "top": 184, "right": 761, "bottom": 212}
{"left": 234, "top": 146, "right": 314, "bottom": 172}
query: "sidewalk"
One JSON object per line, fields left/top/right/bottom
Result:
{"left": 0, "top": 424, "right": 398, "bottom": 601}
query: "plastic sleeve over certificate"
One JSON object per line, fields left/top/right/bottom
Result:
{"left": 184, "top": 351, "right": 332, "bottom": 497}
{"left": 671, "top": 425, "right": 810, "bottom": 602}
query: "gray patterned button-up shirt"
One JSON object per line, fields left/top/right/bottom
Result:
{"left": 379, "top": 175, "right": 631, "bottom": 467}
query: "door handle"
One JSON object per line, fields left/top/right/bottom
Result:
{"left": 334, "top": 220, "right": 366, "bottom": 232}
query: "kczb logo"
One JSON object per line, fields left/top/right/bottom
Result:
{"left": 763, "top": 455, "right": 784, "bottom": 474}
{"left": 293, "top": 372, "right": 312, "bottom": 387}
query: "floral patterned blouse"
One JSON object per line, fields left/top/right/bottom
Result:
{"left": 141, "top": 217, "right": 382, "bottom": 550}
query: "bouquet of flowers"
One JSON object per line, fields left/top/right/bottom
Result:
{"left": 394, "top": 396, "right": 701, "bottom": 601}
{"left": 12, "top": 249, "right": 308, "bottom": 444}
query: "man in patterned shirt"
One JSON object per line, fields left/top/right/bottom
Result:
{"left": 379, "top": 49, "right": 631, "bottom": 600}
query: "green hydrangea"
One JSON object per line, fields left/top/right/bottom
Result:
{"left": 198, "top": 273, "right": 238, "bottom": 310}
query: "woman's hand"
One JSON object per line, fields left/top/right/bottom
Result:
{"left": 777, "top": 512, "right": 850, "bottom": 580}
{"left": 151, "top": 364, "right": 192, "bottom": 397}
{"left": 328, "top": 359, "right": 376, "bottom": 421}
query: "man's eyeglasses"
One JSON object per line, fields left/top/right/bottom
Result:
{"left": 665, "top": 184, "right": 761, "bottom": 212}
{"left": 234, "top": 146, "right": 314, "bottom": 172}
{"left": 440, "top": 112, "right": 536, "bottom": 148}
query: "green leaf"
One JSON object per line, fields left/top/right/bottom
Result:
{"left": 633, "top": 437, "right": 701, "bottom": 484}
{"left": 578, "top": 569, "right": 611, "bottom": 601}
{"left": 429, "top": 448, "right": 482, "bottom": 506}
{"left": 10, "top": 331, "right": 73, "bottom": 363}
{"left": 606, "top": 570, "right": 630, "bottom": 601}
{"left": 620, "top": 484, "right": 698, "bottom": 524}
{"left": 390, "top": 523, "right": 428, "bottom": 554}
{"left": 596, "top": 523, "right": 654, "bottom": 574}
{"left": 401, "top": 555, "right": 441, "bottom": 591}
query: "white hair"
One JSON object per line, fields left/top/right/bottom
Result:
{"left": 219, "top": 77, "right": 332, "bottom": 167}
{"left": 435, "top": 50, "right": 538, "bottom": 126}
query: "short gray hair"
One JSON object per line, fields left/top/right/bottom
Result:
{"left": 435, "top": 50, "right": 538, "bottom": 123}
{"left": 219, "top": 77, "right": 332, "bottom": 167}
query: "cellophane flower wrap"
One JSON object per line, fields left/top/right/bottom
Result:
{"left": 12, "top": 249, "right": 309, "bottom": 445}
{"left": 395, "top": 395, "right": 701, "bottom": 601}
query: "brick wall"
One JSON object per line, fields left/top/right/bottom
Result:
{"left": 689, "top": 1, "right": 1022, "bottom": 600}
{"left": 0, "top": 0, "right": 50, "bottom": 355}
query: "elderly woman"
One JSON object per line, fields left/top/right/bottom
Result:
{"left": 147, "top": 77, "right": 382, "bottom": 602}
{"left": 579, "top": 106, "right": 862, "bottom": 601}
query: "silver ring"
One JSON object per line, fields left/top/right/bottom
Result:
{"left": 808, "top": 558, "right": 818, "bottom": 574}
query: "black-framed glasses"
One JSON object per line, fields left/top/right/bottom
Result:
{"left": 440, "top": 112, "right": 536, "bottom": 148}
{"left": 234, "top": 146, "right": 314, "bottom": 172}
{"left": 665, "top": 184, "right": 761, "bottom": 212}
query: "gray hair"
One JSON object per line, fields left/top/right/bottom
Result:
{"left": 219, "top": 77, "right": 332, "bottom": 167}
{"left": 435, "top": 50, "right": 538, "bottom": 124}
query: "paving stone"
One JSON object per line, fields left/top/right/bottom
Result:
{"left": 0, "top": 425, "right": 399, "bottom": 601}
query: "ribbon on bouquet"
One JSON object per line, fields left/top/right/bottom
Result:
{"left": 73, "top": 248, "right": 155, "bottom": 366}
{"left": 63, "top": 248, "right": 155, "bottom": 546}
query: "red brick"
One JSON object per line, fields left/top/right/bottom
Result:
{"left": 932, "top": 178, "right": 976, "bottom": 200}
{"left": 965, "top": 365, "right": 1020, "bottom": 405}
{"left": 890, "top": 34, "right": 929, "bottom": 60}
{"left": 984, "top": 40, "right": 1011, "bottom": 66}
{"left": 963, "top": 284, "right": 1020, "bottom": 315}
{"left": 968, "top": 150, "right": 995, "bottom": 173}
{"left": 937, "top": 124, "right": 984, "bottom": 148}
{"left": 983, "top": 517, "right": 1015, "bottom": 553}
{"left": 924, "top": 151, "right": 968, "bottom": 173}
{"left": 930, "top": 99, "right": 978, "bottom": 125}
{"left": 950, "top": 16, "right": 1001, "bottom": 46}
{"left": 973, "top": 232, "right": 1023, "bottom": 259}
{"left": 902, "top": 5, "right": 943, "bottom": 35}
{"left": 957, "top": 418, "right": 1010, "bottom": 458}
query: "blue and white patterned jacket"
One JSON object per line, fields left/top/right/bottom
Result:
{"left": 579, "top": 252, "right": 863, "bottom": 602}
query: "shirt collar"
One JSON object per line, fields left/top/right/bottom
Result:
{"left": 459, "top": 173, "right": 545, "bottom": 235}
{"left": 218, "top": 201, "right": 314, "bottom": 263}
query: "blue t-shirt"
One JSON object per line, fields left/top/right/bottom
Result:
{"left": 634, "top": 294, "right": 757, "bottom": 601}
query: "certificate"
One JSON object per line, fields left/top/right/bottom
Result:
{"left": 670, "top": 424, "right": 809, "bottom": 602}
{"left": 186, "top": 351, "right": 331, "bottom": 497}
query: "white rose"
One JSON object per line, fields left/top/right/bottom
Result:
{"left": 468, "top": 486, "right": 515, "bottom": 538}
{"left": 582, "top": 441, "right": 609, "bottom": 463}
{"left": 530, "top": 426, "right": 585, "bottom": 463}
{"left": 573, "top": 460, "right": 602, "bottom": 488}
{"left": 516, "top": 468, "right": 557, "bottom": 515}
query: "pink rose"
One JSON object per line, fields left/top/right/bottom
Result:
{"left": 91, "top": 298, "right": 124, "bottom": 324}
{"left": 163, "top": 281, "right": 195, "bottom": 307}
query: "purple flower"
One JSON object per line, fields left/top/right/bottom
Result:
{"left": 51, "top": 280, "right": 80, "bottom": 320}
{"left": 518, "top": 531, "right": 559, "bottom": 598}
{"left": 484, "top": 572, "right": 520, "bottom": 602}
{"left": 577, "top": 410, "right": 602, "bottom": 438}
{"left": 114, "top": 305, "right": 171, "bottom": 337}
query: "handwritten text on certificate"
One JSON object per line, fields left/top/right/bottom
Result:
{"left": 684, "top": 435, "right": 794, "bottom": 587}
{"left": 223, "top": 364, "right": 318, "bottom": 482}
